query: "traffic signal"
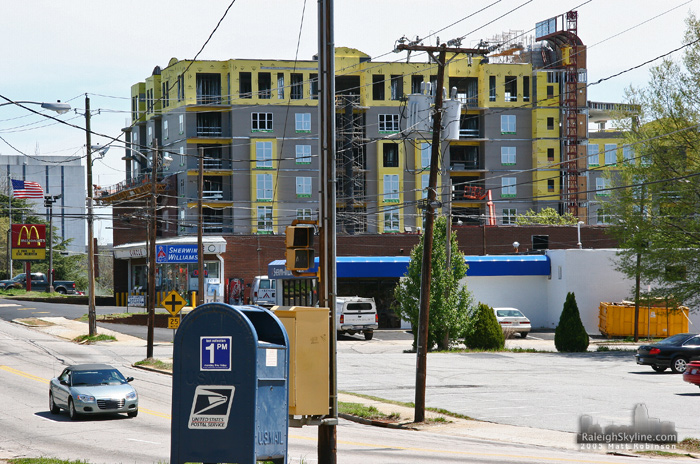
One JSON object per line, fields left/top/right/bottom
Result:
{"left": 285, "top": 225, "right": 315, "bottom": 271}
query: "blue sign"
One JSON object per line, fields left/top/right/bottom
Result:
{"left": 200, "top": 336, "right": 232, "bottom": 371}
{"left": 156, "top": 245, "right": 199, "bottom": 263}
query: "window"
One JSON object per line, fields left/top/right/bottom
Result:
{"left": 179, "top": 146, "right": 185, "bottom": 167}
{"left": 596, "top": 177, "right": 610, "bottom": 196}
{"left": 421, "top": 174, "right": 429, "bottom": 198}
{"left": 196, "top": 73, "right": 221, "bottom": 103}
{"left": 252, "top": 112, "right": 273, "bottom": 132}
{"left": 501, "top": 146, "right": 516, "bottom": 165}
{"left": 163, "top": 120, "right": 169, "bottom": 139}
{"left": 162, "top": 81, "right": 170, "bottom": 107}
{"left": 504, "top": 76, "right": 517, "bottom": 102}
{"left": 309, "top": 73, "right": 318, "bottom": 99}
{"left": 420, "top": 142, "right": 431, "bottom": 169}
{"left": 623, "top": 144, "right": 634, "bottom": 164}
{"left": 587, "top": 144, "right": 599, "bottom": 166}
{"left": 411, "top": 75, "right": 423, "bottom": 94}
{"left": 258, "top": 72, "right": 271, "bottom": 99}
{"left": 378, "top": 114, "right": 399, "bottom": 132}
{"left": 383, "top": 143, "right": 399, "bottom": 167}
{"left": 296, "top": 177, "right": 312, "bottom": 197}
{"left": 177, "top": 75, "right": 184, "bottom": 101}
{"left": 547, "top": 148, "right": 555, "bottom": 161}
{"left": 296, "top": 208, "right": 313, "bottom": 220}
{"left": 501, "top": 177, "right": 516, "bottom": 197}
{"left": 295, "top": 145, "right": 311, "bottom": 164}
{"left": 604, "top": 143, "right": 617, "bottom": 165}
{"left": 502, "top": 208, "right": 517, "bottom": 225}
{"left": 384, "top": 211, "right": 400, "bottom": 232}
{"left": 597, "top": 207, "right": 611, "bottom": 225}
{"left": 390, "top": 75, "right": 403, "bottom": 100}
{"left": 255, "top": 141, "right": 273, "bottom": 168}
{"left": 547, "top": 179, "right": 555, "bottom": 192}
{"left": 239, "top": 72, "right": 252, "bottom": 99}
{"left": 256, "top": 174, "right": 273, "bottom": 201}
{"left": 179, "top": 114, "right": 184, "bottom": 134}
{"left": 383, "top": 174, "right": 399, "bottom": 202}
{"left": 522, "top": 76, "right": 530, "bottom": 102}
{"left": 546, "top": 85, "right": 554, "bottom": 99}
{"left": 131, "top": 95, "right": 138, "bottom": 121}
{"left": 500, "top": 115, "right": 516, "bottom": 134}
{"left": 372, "top": 75, "right": 385, "bottom": 100}
{"left": 257, "top": 206, "right": 273, "bottom": 233}
{"left": 147, "top": 126, "right": 153, "bottom": 145}
{"left": 277, "top": 73, "right": 285, "bottom": 99}
{"left": 291, "top": 73, "right": 303, "bottom": 99}
{"left": 547, "top": 117, "right": 554, "bottom": 130}
{"left": 295, "top": 113, "right": 311, "bottom": 132}
{"left": 489, "top": 76, "right": 496, "bottom": 101}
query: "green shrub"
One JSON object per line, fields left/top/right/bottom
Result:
{"left": 464, "top": 302, "right": 504, "bottom": 350}
{"left": 554, "top": 292, "right": 589, "bottom": 352}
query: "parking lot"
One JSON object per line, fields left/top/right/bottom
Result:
{"left": 336, "top": 330, "right": 698, "bottom": 440}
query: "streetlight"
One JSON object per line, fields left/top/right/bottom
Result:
{"left": 0, "top": 100, "right": 71, "bottom": 114}
{"left": 577, "top": 221, "right": 584, "bottom": 249}
{"left": 44, "top": 194, "right": 62, "bottom": 293}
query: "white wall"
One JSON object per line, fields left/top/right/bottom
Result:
{"left": 461, "top": 248, "right": 700, "bottom": 335}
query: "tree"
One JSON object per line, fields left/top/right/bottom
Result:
{"left": 607, "top": 13, "right": 700, "bottom": 309}
{"left": 515, "top": 207, "right": 578, "bottom": 225}
{"left": 463, "top": 302, "right": 505, "bottom": 350}
{"left": 554, "top": 292, "right": 589, "bottom": 352}
{"left": 393, "top": 216, "right": 473, "bottom": 350}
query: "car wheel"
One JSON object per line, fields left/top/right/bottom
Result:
{"left": 68, "top": 398, "right": 80, "bottom": 421}
{"left": 520, "top": 332, "right": 528, "bottom": 339}
{"left": 127, "top": 409, "right": 138, "bottom": 418}
{"left": 651, "top": 365, "right": 667, "bottom": 373}
{"left": 363, "top": 331, "right": 374, "bottom": 341}
{"left": 57, "top": 288, "right": 66, "bottom": 295}
{"left": 49, "top": 392, "right": 60, "bottom": 414}
{"left": 671, "top": 356, "right": 688, "bottom": 374}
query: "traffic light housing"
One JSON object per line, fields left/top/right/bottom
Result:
{"left": 285, "top": 225, "right": 315, "bottom": 271}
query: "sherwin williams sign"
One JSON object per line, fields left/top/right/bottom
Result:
{"left": 156, "top": 245, "right": 198, "bottom": 263}
{"left": 11, "top": 224, "right": 46, "bottom": 260}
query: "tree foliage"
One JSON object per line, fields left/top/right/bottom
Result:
{"left": 607, "top": 13, "right": 700, "bottom": 307}
{"left": 393, "top": 216, "right": 473, "bottom": 350}
{"left": 515, "top": 207, "right": 578, "bottom": 225}
{"left": 463, "top": 302, "right": 505, "bottom": 350}
{"left": 554, "top": 292, "right": 589, "bottom": 353}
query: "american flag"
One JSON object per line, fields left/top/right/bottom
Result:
{"left": 11, "top": 179, "right": 44, "bottom": 199}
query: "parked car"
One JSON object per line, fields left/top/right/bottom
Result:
{"left": 336, "top": 296, "right": 378, "bottom": 340}
{"left": 493, "top": 307, "right": 531, "bottom": 338}
{"left": 0, "top": 272, "right": 76, "bottom": 294}
{"left": 635, "top": 333, "right": 700, "bottom": 373}
{"left": 683, "top": 361, "right": 700, "bottom": 388}
{"left": 250, "top": 275, "right": 276, "bottom": 307}
{"left": 49, "top": 364, "right": 138, "bottom": 420}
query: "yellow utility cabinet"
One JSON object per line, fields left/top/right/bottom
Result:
{"left": 272, "top": 306, "right": 329, "bottom": 418}
{"left": 599, "top": 301, "right": 689, "bottom": 338}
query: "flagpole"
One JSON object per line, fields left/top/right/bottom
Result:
{"left": 7, "top": 175, "right": 12, "bottom": 279}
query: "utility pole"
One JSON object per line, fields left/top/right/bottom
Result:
{"left": 85, "top": 94, "right": 97, "bottom": 337}
{"left": 146, "top": 140, "right": 158, "bottom": 359}
{"left": 197, "top": 147, "right": 204, "bottom": 306}
{"left": 318, "top": 0, "right": 338, "bottom": 462}
{"left": 395, "top": 42, "right": 487, "bottom": 422}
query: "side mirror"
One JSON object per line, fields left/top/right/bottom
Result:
{"left": 126, "top": 377, "right": 134, "bottom": 383}
{"left": 60, "top": 380, "right": 69, "bottom": 386}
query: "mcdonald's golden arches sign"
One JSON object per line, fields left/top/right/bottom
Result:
{"left": 11, "top": 224, "right": 46, "bottom": 260}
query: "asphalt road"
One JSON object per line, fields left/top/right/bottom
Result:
{"left": 0, "top": 318, "right": 674, "bottom": 464}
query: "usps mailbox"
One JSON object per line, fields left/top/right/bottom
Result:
{"left": 171, "top": 303, "right": 289, "bottom": 464}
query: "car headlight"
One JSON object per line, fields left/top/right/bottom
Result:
{"left": 76, "top": 394, "right": 95, "bottom": 402}
{"left": 126, "top": 391, "right": 137, "bottom": 401}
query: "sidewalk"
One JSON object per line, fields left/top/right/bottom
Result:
{"left": 12, "top": 316, "right": 623, "bottom": 452}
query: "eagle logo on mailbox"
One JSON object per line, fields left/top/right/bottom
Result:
{"left": 188, "top": 385, "right": 235, "bottom": 429}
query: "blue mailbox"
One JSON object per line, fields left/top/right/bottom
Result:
{"left": 171, "top": 303, "right": 289, "bottom": 464}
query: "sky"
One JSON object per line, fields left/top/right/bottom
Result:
{"left": 0, "top": 0, "right": 697, "bottom": 245}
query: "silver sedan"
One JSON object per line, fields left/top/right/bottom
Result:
{"left": 49, "top": 363, "right": 138, "bottom": 420}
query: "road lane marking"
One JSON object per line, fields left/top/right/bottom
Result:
{"left": 0, "top": 365, "right": 49, "bottom": 384}
{"left": 126, "top": 438, "right": 160, "bottom": 445}
{"left": 0, "top": 304, "right": 21, "bottom": 307}
{"left": 140, "top": 407, "right": 171, "bottom": 419}
{"left": 17, "top": 308, "right": 36, "bottom": 311}
{"left": 32, "top": 312, "right": 50, "bottom": 314}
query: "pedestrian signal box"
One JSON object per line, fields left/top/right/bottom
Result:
{"left": 285, "top": 226, "right": 314, "bottom": 271}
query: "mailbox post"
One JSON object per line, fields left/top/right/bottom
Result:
{"left": 171, "top": 303, "right": 289, "bottom": 464}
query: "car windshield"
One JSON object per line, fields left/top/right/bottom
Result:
{"left": 72, "top": 369, "right": 126, "bottom": 386}
{"left": 496, "top": 309, "right": 524, "bottom": 318}
{"left": 656, "top": 334, "right": 692, "bottom": 345}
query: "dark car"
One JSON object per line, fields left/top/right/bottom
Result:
{"left": 49, "top": 364, "right": 138, "bottom": 420}
{"left": 635, "top": 333, "right": 700, "bottom": 373}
